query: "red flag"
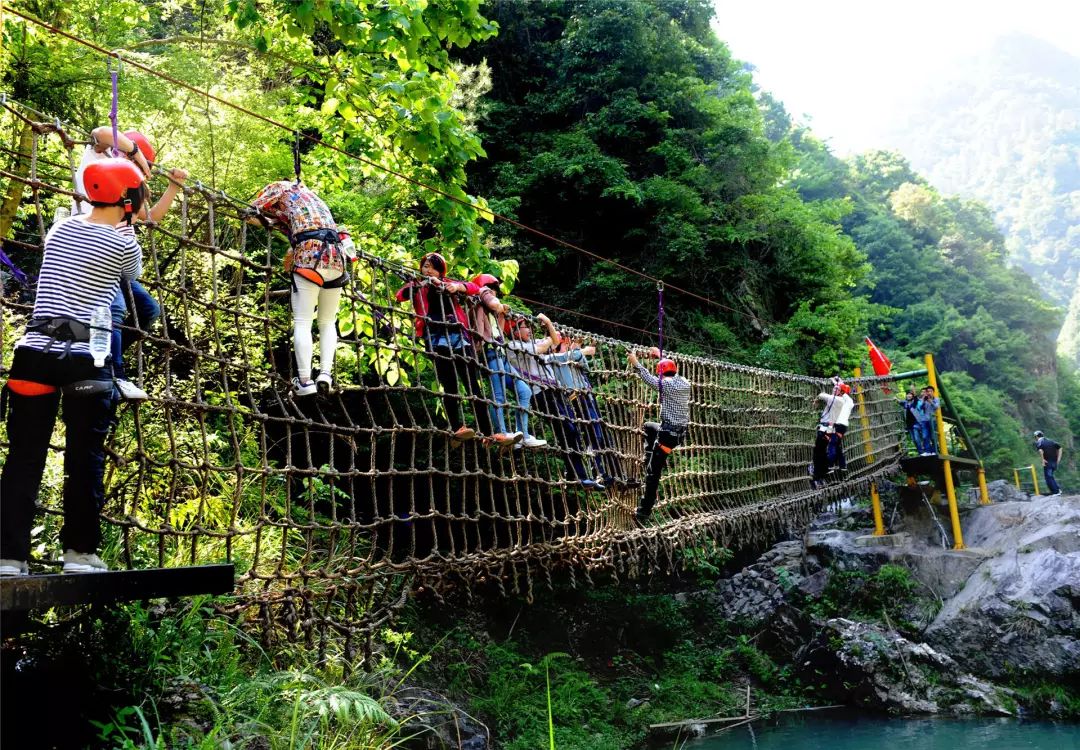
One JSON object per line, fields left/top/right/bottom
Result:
{"left": 865, "top": 337, "right": 892, "bottom": 376}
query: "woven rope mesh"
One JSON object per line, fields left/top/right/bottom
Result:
{"left": 0, "top": 102, "right": 906, "bottom": 652}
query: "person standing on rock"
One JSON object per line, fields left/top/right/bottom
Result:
{"left": 1033, "top": 431, "right": 1064, "bottom": 497}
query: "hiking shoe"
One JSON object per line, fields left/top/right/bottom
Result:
{"left": 116, "top": 379, "right": 148, "bottom": 401}
{"left": 315, "top": 371, "right": 333, "bottom": 396}
{"left": 62, "top": 550, "right": 108, "bottom": 574}
{"left": 521, "top": 435, "right": 547, "bottom": 448}
{"left": 0, "top": 559, "right": 28, "bottom": 576}
{"left": 450, "top": 426, "right": 476, "bottom": 447}
{"left": 488, "top": 431, "right": 523, "bottom": 448}
{"left": 292, "top": 377, "right": 317, "bottom": 397}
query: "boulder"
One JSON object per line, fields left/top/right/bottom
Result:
{"left": 391, "top": 687, "right": 489, "bottom": 750}
{"left": 796, "top": 618, "right": 1016, "bottom": 715}
{"left": 923, "top": 497, "right": 1080, "bottom": 679}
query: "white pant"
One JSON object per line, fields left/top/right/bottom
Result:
{"left": 291, "top": 271, "right": 343, "bottom": 381}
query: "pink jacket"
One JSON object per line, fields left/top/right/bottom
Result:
{"left": 396, "top": 278, "right": 479, "bottom": 341}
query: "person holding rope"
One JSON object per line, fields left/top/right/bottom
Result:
{"left": 811, "top": 377, "right": 854, "bottom": 488}
{"left": 1, "top": 158, "right": 146, "bottom": 575}
{"left": 397, "top": 252, "right": 502, "bottom": 446}
{"left": 248, "top": 180, "right": 356, "bottom": 397}
{"left": 72, "top": 127, "right": 189, "bottom": 401}
{"left": 468, "top": 272, "right": 527, "bottom": 447}
{"left": 627, "top": 346, "right": 691, "bottom": 523}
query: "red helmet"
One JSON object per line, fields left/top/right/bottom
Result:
{"left": 123, "top": 130, "right": 156, "bottom": 166}
{"left": 656, "top": 358, "right": 677, "bottom": 377}
{"left": 838, "top": 383, "right": 852, "bottom": 395}
{"left": 471, "top": 273, "right": 501, "bottom": 292}
{"left": 83, "top": 158, "right": 146, "bottom": 205}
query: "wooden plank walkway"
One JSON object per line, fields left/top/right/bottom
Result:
{"left": 0, "top": 564, "right": 235, "bottom": 612}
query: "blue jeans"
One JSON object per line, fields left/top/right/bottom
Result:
{"left": 485, "top": 347, "right": 532, "bottom": 436}
{"left": 111, "top": 280, "right": 160, "bottom": 379}
{"left": 917, "top": 422, "right": 936, "bottom": 454}
{"left": 1043, "top": 460, "right": 1061, "bottom": 494}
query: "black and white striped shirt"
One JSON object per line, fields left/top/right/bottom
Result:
{"left": 634, "top": 363, "right": 691, "bottom": 429}
{"left": 18, "top": 216, "right": 142, "bottom": 355}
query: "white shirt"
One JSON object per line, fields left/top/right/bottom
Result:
{"left": 818, "top": 392, "right": 855, "bottom": 430}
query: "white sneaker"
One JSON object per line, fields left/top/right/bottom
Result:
{"left": 116, "top": 379, "right": 149, "bottom": 401}
{"left": 521, "top": 435, "right": 547, "bottom": 448}
{"left": 292, "top": 377, "right": 317, "bottom": 397}
{"left": 0, "top": 559, "right": 28, "bottom": 576}
{"left": 62, "top": 550, "right": 108, "bottom": 573}
{"left": 315, "top": 371, "right": 333, "bottom": 396}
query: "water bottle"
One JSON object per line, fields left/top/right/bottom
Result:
{"left": 89, "top": 305, "right": 112, "bottom": 368}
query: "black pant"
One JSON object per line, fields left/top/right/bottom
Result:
{"left": 812, "top": 425, "right": 847, "bottom": 481}
{"left": 638, "top": 421, "right": 683, "bottom": 517}
{"left": 537, "top": 387, "right": 590, "bottom": 481}
{"left": 430, "top": 345, "right": 492, "bottom": 435}
{"left": 0, "top": 347, "right": 116, "bottom": 560}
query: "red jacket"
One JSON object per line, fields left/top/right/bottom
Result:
{"left": 396, "top": 278, "right": 479, "bottom": 341}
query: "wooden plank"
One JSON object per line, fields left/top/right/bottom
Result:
{"left": 0, "top": 564, "right": 234, "bottom": 612}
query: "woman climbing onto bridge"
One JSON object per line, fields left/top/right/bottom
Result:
{"left": 1, "top": 158, "right": 146, "bottom": 575}
{"left": 627, "top": 347, "right": 691, "bottom": 523}
{"left": 248, "top": 180, "right": 356, "bottom": 397}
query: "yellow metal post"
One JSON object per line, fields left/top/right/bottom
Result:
{"left": 853, "top": 367, "right": 876, "bottom": 464}
{"left": 870, "top": 483, "right": 885, "bottom": 536}
{"left": 853, "top": 366, "right": 885, "bottom": 535}
{"left": 1029, "top": 464, "right": 1041, "bottom": 496}
{"left": 1013, "top": 468, "right": 1021, "bottom": 489}
{"left": 925, "top": 353, "right": 964, "bottom": 549}
{"left": 977, "top": 465, "right": 991, "bottom": 505}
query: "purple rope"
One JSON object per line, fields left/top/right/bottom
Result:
{"left": 658, "top": 282, "right": 664, "bottom": 406}
{"left": 110, "top": 61, "right": 121, "bottom": 157}
{"left": 0, "top": 244, "right": 31, "bottom": 286}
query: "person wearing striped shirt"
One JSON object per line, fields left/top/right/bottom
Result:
{"left": 627, "top": 347, "right": 691, "bottom": 523}
{"left": 0, "top": 158, "right": 145, "bottom": 576}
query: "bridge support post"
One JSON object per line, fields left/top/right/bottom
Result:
{"left": 1013, "top": 468, "right": 1021, "bottom": 489}
{"left": 852, "top": 367, "right": 876, "bottom": 464}
{"left": 926, "top": 353, "right": 964, "bottom": 550}
{"left": 977, "top": 465, "right": 991, "bottom": 505}
{"left": 1029, "top": 464, "right": 1041, "bottom": 496}
{"left": 853, "top": 366, "right": 885, "bottom": 536}
{"left": 870, "top": 483, "right": 885, "bottom": 536}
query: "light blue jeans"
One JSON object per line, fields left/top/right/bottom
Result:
{"left": 486, "top": 347, "right": 532, "bottom": 437}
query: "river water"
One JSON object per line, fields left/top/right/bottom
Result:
{"left": 681, "top": 712, "right": 1079, "bottom": 749}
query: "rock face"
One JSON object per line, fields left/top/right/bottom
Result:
{"left": 923, "top": 497, "right": 1080, "bottom": 679}
{"left": 702, "top": 494, "right": 1080, "bottom": 715}
{"left": 970, "top": 479, "right": 1030, "bottom": 505}
{"left": 797, "top": 618, "right": 1016, "bottom": 715}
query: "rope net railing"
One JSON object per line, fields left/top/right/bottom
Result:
{"left": 0, "top": 102, "right": 907, "bottom": 655}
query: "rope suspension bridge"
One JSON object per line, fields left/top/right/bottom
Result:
{"left": 0, "top": 94, "right": 914, "bottom": 655}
